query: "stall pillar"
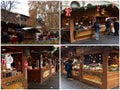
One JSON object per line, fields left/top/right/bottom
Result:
{"left": 22, "top": 52, "right": 28, "bottom": 81}
{"left": 102, "top": 50, "right": 109, "bottom": 89}
{"left": 70, "top": 17, "right": 75, "bottom": 43}
{"left": 79, "top": 55, "right": 84, "bottom": 81}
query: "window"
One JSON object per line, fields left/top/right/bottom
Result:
{"left": 71, "top": 1, "right": 80, "bottom": 8}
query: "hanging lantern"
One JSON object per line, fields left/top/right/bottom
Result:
{"left": 101, "top": 8, "right": 105, "bottom": 15}
{"left": 97, "top": 5, "right": 100, "bottom": 11}
{"left": 65, "top": 7, "right": 72, "bottom": 17}
{"left": 112, "top": 4, "right": 114, "bottom": 8}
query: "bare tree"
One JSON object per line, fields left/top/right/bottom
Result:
{"left": 1, "top": 0, "right": 20, "bottom": 21}
{"left": 28, "top": 1, "right": 59, "bottom": 32}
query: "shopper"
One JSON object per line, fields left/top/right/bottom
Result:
{"left": 94, "top": 20, "right": 100, "bottom": 40}
{"left": 113, "top": 18, "right": 119, "bottom": 36}
{"left": 2, "top": 32, "right": 10, "bottom": 43}
{"left": 65, "top": 58, "right": 73, "bottom": 80}
{"left": 105, "top": 18, "right": 111, "bottom": 35}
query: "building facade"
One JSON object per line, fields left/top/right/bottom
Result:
{"left": 62, "top": 0, "right": 119, "bottom": 10}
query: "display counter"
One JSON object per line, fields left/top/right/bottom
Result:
{"left": 107, "top": 64, "right": 119, "bottom": 88}
{"left": 27, "top": 66, "right": 56, "bottom": 84}
{"left": 107, "top": 71, "right": 119, "bottom": 88}
{"left": 28, "top": 69, "right": 41, "bottom": 83}
{"left": 1, "top": 74, "right": 27, "bottom": 89}
{"left": 75, "top": 25, "right": 106, "bottom": 39}
{"left": 62, "top": 25, "right": 106, "bottom": 43}
{"left": 82, "top": 69, "right": 103, "bottom": 85}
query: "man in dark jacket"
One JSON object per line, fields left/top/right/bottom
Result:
{"left": 2, "top": 32, "right": 9, "bottom": 43}
{"left": 65, "top": 58, "right": 73, "bottom": 80}
{"left": 113, "top": 18, "right": 119, "bottom": 36}
{"left": 105, "top": 18, "right": 111, "bottom": 35}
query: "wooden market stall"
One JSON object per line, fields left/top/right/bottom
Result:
{"left": 61, "top": 46, "right": 119, "bottom": 89}
{"left": 61, "top": 4, "right": 119, "bottom": 43}
{"left": 1, "top": 46, "right": 59, "bottom": 89}
{"left": 27, "top": 51, "right": 57, "bottom": 84}
{"left": 1, "top": 47, "right": 27, "bottom": 89}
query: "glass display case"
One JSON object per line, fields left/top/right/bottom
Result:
{"left": 82, "top": 53, "right": 103, "bottom": 84}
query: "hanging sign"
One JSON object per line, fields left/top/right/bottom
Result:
{"left": 65, "top": 7, "right": 72, "bottom": 17}
{"left": 24, "top": 61, "right": 28, "bottom": 68}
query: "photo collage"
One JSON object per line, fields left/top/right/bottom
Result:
{"left": 1, "top": 0, "right": 119, "bottom": 89}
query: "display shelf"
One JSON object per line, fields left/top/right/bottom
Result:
{"left": 82, "top": 69, "right": 103, "bottom": 85}
{"left": 72, "top": 69, "right": 80, "bottom": 77}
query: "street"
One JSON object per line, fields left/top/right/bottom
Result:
{"left": 61, "top": 74, "right": 119, "bottom": 89}
{"left": 61, "top": 74, "right": 98, "bottom": 89}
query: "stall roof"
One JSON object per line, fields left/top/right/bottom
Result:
{"left": 1, "top": 46, "right": 55, "bottom": 53}
{"left": 62, "top": 4, "right": 119, "bottom": 13}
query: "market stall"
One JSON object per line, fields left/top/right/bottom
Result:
{"left": 1, "top": 47, "right": 27, "bottom": 89}
{"left": 1, "top": 46, "right": 59, "bottom": 89}
{"left": 27, "top": 51, "right": 57, "bottom": 83}
{"left": 61, "top": 46, "right": 119, "bottom": 89}
{"left": 61, "top": 4, "right": 119, "bottom": 43}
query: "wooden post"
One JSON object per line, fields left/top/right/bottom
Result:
{"left": 79, "top": 54, "right": 84, "bottom": 81}
{"left": 70, "top": 17, "right": 75, "bottom": 43}
{"left": 22, "top": 51, "right": 28, "bottom": 80}
{"left": 102, "top": 50, "right": 109, "bottom": 89}
{"left": 22, "top": 51, "right": 28, "bottom": 88}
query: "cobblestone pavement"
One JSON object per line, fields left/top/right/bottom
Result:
{"left": 28, "top": 72, "right": 59, "bottom": 89}
{"left": 62, "top": 34, "right": 119, "bottom": 44}
{"left": 61, "top": 74, "right": 119, "bottom": 89}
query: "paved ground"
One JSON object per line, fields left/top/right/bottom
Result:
{"left": 61, "top": 74, "right": 98, "bottom": 89}
{"left": 28, "top": 72, "right": 59, "bottom": 89}
{"left": 62, "top": 33, "right": 119, "bottom": 44}
{"left": 61, "top": 74, "right": 119, "bottom": 89}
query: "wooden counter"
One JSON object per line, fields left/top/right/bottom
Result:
{"left": 75, "top": 26, "right": 106, "bottom": 39}
{"left": 62, "top": 26, "right": 106, "bottom": 43}
{"left": 82, "top": 69, "right": 103, "bottom": 87}
{"left": 1, "top": 74, "right": 27, "bottom": 89}
{"left": 28, "top": 67, "right": 56, "bottom": 84}
{"left": 27, "top": 69, "right": 41, "bottom": 83}
{"left": 41, "top": 67, "right": 56, "bottom": 83}
{"left": 107, "top": 71, "right": 119, "bottom": 88}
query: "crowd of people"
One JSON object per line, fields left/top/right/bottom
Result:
{"left": 93, "top": 18, "right": 119, "bottom": 40}
{"left": 2, "top": 30, "right": 24, "bottom": 43}
{"left": 35, "top": 31, "right": 59, "bottom": 41}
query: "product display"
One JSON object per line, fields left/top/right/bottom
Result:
{"left": 83, "top": 74, "right": 102, "bottom": 84}
{"left": 82, "top": 69, "right": 103, "bottom": 84}
{"left": 43, "top": 70, "right": 50, "bottom": 78}
{"left": 109, "top": 64, "right": 119, "bottom": 71}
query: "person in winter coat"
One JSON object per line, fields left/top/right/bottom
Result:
{"left": 105, "top": 18, "right": 112, "bottom": 35}
{"left": 94, "top": 21, "right": 100, "bottom": 40}
{"left": 65, "top": 58, "right": 73, "bottom": 80}
{"left": 113, "top": 18, "right": 119, "bottom": 36}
